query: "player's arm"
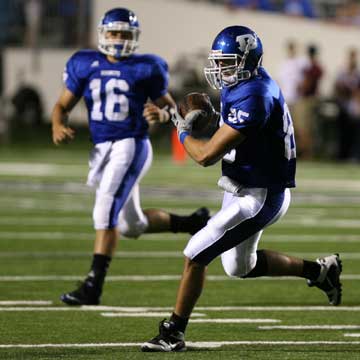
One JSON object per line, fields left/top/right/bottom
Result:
{"left": 183, "top": 124, "right": 246, "bottom": 167}
{"left": 143, "top": 92, "right": 176, "bottom": 124}
{"left": 51, "top": 88, "right": 80, "bottom": 145}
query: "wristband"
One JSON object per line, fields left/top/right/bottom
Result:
{"left": 179, "top": 131, "right": 189, "bottom": 144}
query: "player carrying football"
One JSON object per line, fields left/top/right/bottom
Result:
{"left": 51, "top": 8, "right": 210, "bottom": 306}
{"left": 142, "top": 25, "right": 342, "bottom": 352}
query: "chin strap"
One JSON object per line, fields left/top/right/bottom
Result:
{"left": 237, "top": 39, "right": 257, "bottom": 81}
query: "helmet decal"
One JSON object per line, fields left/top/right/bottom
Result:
{"left": 236, "top": 34, "right": 258, "bottom": 52}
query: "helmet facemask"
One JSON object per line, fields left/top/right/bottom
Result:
{"left": 204, "top": 36, "right": 260, "bottom": 90}
{"left": 205, "top": 53, "right": 244, "bottom": 89}
{"left": 98, "top": 22, "right": 140, "bottom": 58}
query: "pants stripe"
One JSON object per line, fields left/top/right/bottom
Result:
{"left": 193, "top": 190, "right": 286, "bottom": 265}
{"left": 108, "top": 138, "right": 149, "bottom": 228}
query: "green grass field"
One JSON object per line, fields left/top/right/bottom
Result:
{"left": 0, "top": 145, "right": 360, "bottom": 359}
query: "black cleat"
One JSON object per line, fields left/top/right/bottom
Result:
{"left": 307, "top": 254, "right": 342, "bottom": 306}
{"left": 188, "top": 207, "right": 210, "bottom": 235}
{"left": 60, "top": 277, "right": 101, "bottom": 306}
{"left": 141, "top": 320, "right": 186, "bottom": 352}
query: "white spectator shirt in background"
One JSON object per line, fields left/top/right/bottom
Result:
{"left": 277, "top": 57, "right": 307, "bottom": 106}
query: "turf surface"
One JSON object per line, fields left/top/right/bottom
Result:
{"left": 0, "top": 145, "right": 359, "bottom": 359}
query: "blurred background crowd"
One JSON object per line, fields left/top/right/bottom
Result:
{"left": 0, "top": 0, "right": 360, "bottom": 163}
{"left": 211, "top": 0, "right": 360, "bottom": 24}
{"left": 1, "top": 0, "right": 359, "bottom": 48}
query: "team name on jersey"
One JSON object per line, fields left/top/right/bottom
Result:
{"left": 101, "top": 70, "right": 121, "bottom": 77}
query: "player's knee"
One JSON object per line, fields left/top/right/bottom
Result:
{"left": 93, "top": 192, "right": 115, "bottom": 229}
{"left": 93, "top": 210, "right": 112, "bottom": 229}
{"left": 223, "top": 254, "right": 257, "bottom": 278}
{"left": 118, "top": 218, "right": 148, "bottom": 238}
{"left": 223, "top": 262, "right": 252, "bottom": 278}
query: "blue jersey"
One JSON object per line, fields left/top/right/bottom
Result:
{"left": 220, "top": 67, "right": 296, "bottom": 190}
{"left": 63, "top": 50, "right": 169, "bottom": 144}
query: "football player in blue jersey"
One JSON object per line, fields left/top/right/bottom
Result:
{"left": 141, "top": 26, "right": 342, "bottom": 352}
{"left": 51, "top": 8, "right": 210, "bottom": 306}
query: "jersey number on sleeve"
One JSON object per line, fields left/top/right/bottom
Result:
{"left": 218, "top": 115, "right": 237, "bottom": 163}
{"left": 90, "top": 78, "right": 129, "bottom": 121}
{"left": 223, "top": 149, "right": 236, "bottom": 163}
{"left": 283, "top": 103, "right": 296, "bottom": 160}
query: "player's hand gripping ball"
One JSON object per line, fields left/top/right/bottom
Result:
{"left": 178, "top": 92, "right": 217, "bottom": 136}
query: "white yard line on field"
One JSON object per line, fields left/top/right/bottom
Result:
{"left": 0, "top": 201, "right": 90, "bottom": 212}
{"left": 0, "top": 301, "right": 52, "bottom": 306}
{"left": 0, "top": 274, "right": 359, "bottom": 281}
{"left": 0, "top": 212, "right": 191, "bottom": 226}
{"left": 344, "top": 333, "right": 360, "bottom": 337}
{"left": 0, "top": 231, "right": 359, "bottom": 243}
{"left": 264, "top": 234, "right": 360, "bottom": 243}
{"left": 0, "top": 229, "right": 360, "bottom": 243}
{"left": 101, "top": 314, "right": 280, "bottom": 323}
{"left": 287, "top": 253, "right": 360, "bottom": 260}
{"left": 0, "top": 307, "right": 200, "bottom": 313}
{"left": 0, "top": 341, "right": 360, "bottom": 349}
{"left": 278, "top": 219, "right": 360, "bottom": 228}
{"left": 1, "top": 305, "right": 360, "bottom": 312}
{"left": 0, "top": 218, "right": 92, "bottom": 226}
{"left": 0, "top": 232, "right": 93, "bottom": 240}
{"left": 3, "top": 216, "right": 360, "bottom": 228}
{"left": 1, "top": 251, "right": 360, "bottom": 260}
{"left": 0, "top": 251, "right": 185, "bottom": 258}
{"left": 194, "top": 306, "right": 360, "bottom": 312}
{"left": 101, "top": 312, "right": 205, "bottom": 318}
{"left": 1, "top": 163, "right": 360, "bottom": 188}
{"left": 0, "top": 163, "right": 86, "bottom": 176}
{"left": 299, "top": 178, "right": 360, "bottom": 190}
{"left": 259, "top": 325, "right": 360, "bottom": 330}
{"left": 190, "top": 318, "right": 281, "bottom": 323}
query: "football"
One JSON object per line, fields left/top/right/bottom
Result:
{"left": 178, "top": 92, "right": 216, "bottom": 135}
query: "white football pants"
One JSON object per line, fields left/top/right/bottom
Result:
{"left": 87, "top": 137, "right": 152, "bottom": 236}
{"left": 184, "top": 187, "right": 291, "bottom": 277}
